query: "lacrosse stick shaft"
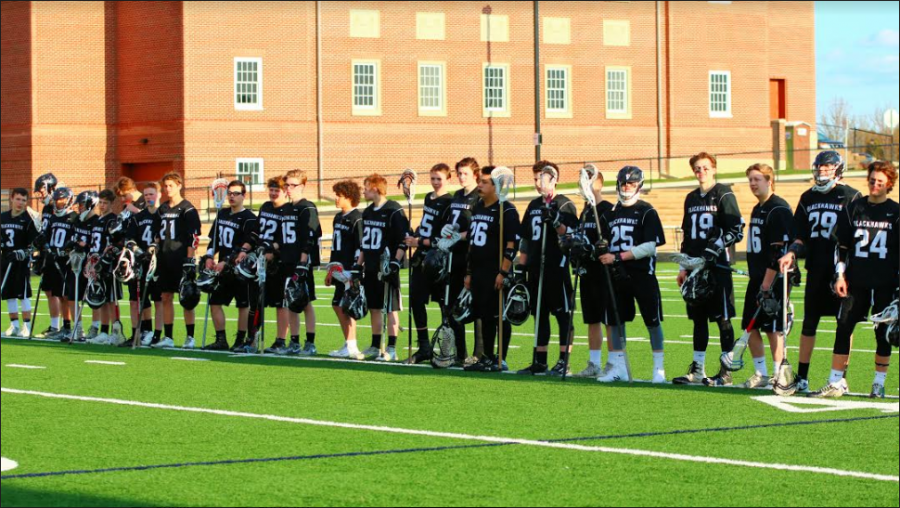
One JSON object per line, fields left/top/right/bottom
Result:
{"left": 561, "top": 261, "right": 580, "bottom": 382}
{"left": 532, "top": 221, "right": 549, "bottom": 363}
{"left": 133, "top": 267, "right": 144, "bottom": 350}
{"left": 1, "top": 262, "right": 13, "bottom": 295}
{"left": 201, "top": 221, "right": 218, "bottom": 350}
{"left": 407, "top": 201, "right": 413, "bottom": 363}
{"left": 498, "top": 202, "right": 505, "bottom": 364}
{"left": 28, "top": 273, "right": 44, "bottom": 340}
{"left": 70, "top": 257, "right": 85, "bottom": 344}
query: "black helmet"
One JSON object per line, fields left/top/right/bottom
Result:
{"left": 52, "top": 188, "right": 75, "bottom": 217}
{"left": 179, "top": 279, "right": 201, "bottom": 311}
{"left": 559, "top": 232, "right": 594, "bottom": 267}
{"left": 681, "top": 269, "right": 717, "bottom": 306}
{"left": 107, "top": 211, "right": 131, "bottom": 243}
{"left": 285, "top": 273, "right": 310, "bottom": 314}
{"left": 75, "top": 191, "right": 100, "bottom": 221}
{"left": 616, "top": 166, "right": 644, "bottom": 204}
{"left": 34, "top": 173, "right": 59, "bottom": 204}
{"left": 235, "top": 252, "right": 259, "bottom": 282}
{"left": 340, "top": 278, "right": 369, "bottom": 321}
{"left": 113, "top": 248, "right": 135, "bottom": 283}
{"left": 889, "top": 322, "right": 899, "bottom": 348}
{"left": 812, "top": 151, "right": 845, "bottom": 192}
{"left": 503, "top": 283, "right": 531, "bottom": 326}
{"left": 452, "top": 288, "right": 475, "bottom": 325}
{"left": 85, "top": 278, "right": 108, "bottom": 310}
{"left": 423, "top": 248, "right": 450, "bottom": 283}
{"left": 196, "top": 268, "right": 220, "bottom": 294}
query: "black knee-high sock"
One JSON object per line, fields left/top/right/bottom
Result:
{"left": 693, "top": 319, "right": 710, "bottom": 353}
{"left": 500, "top": 321, "right": 512, "bottom": 361}
{"left": 556, "top": 311, "right": 572, "bottom": 362}
{"left": 164, "top": 324, "right": 174, "bottom": 339}
{"left": 452, "top": 321, "right": 467, "bottom": 360}
{"left": 717, "top": 319, "right": 735, "bottom": 353}
{"left": 142, "top": 319, "right": 152, "bottom": 333}
{"left": 413, "top": 304, "right": 428, "bottom": 344}
{"left": 481, "top": 317, "right": 497, "bottom": 362}
{"left": 186, "top": 324, "right": 195, "bottom": 338}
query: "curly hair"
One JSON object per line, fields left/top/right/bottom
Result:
{"left": 333, "top": 180, "right": 362, "bottom": 207}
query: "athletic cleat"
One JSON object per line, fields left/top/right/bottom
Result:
{"left": 766, "top": 376, "right": 775, "bottom": 389}
{"left": 20, "top": 323, "right": 30, "bottom": 338}
{"left": 652, "top": 369, "right": 667, "bottom": 384}
{"left": 409, "top": 348, "right": 433, "bottom": 365}
{"left": 361, "top": 347, "right": 382, "bottom": 360}
{"left": 85, "top": 325, "right": 100, "bottom": 341}
{"left": 37, "top": 327, "right": 59, "bottom": 339}
{"left": 55, "top": 329, "right": 73, "bottom": 342}
{"left": 68, "top": 328, "right": 85, "bottom": 343}
{"left": 139, "top": 331, "right": 154, "bottom": 346}
{"left": 869, "top": 383, "right": 886, "bottom": 399}
{"left": 183, "top": 337, "right": 196, "bottom": 350}
{"left": 839, "top": 378, "right": 850, "bottom": 395}
{"left": 202, "top": 339, "right": 231, "bottom": 352}
{"left": 264, "top": 341, "right": 286, "bottom": 355}
{"left": 548, "top": 360, "right": 572, "bottom": 377}
{"left": 516, "top": 363, "right": 549, "bottom": 376}
{"left": 795, "top": 378, "right": 810, "bottom": 394}
{"left": 298, "top": 342, "right": 317, "bottom": 357}
{"left": 464, "top": 357, "right": 495, "bottom": 372}
{"left": 347, "top": 350, "right": 366, "bottom": 361}
{"left": 87, "top": 332, "right": 110, "bottom": 345}
{"left": 118, "top": 338, "right": 136, "bottom": 348}
{"left": 464, "top": 356, "right": 480, "bottom": 367}
{"left": 329, "top": 346, "right": 350, "bottom": 359}
{"left": 740, "top": 373, "right": 770, "bottom": 389}
{"left": 597, "top": 362, "right": 630, "bottom": 383}
{"left": 702, "top": 369, "right": 733, "bottom": 387}
{"left": 149, "top": 336, "right": 161, "bottom": 347}
{"left": 809, "top": 382, "right": 844, "bottom": 399}
{"left": 4, "top": 325, "right": 21, "bottom": 338}
{"left": 575, "top": 362, "right": 604, "bottom": 379}
{"left": 376, "top": 347, "right": 398, "bottom": 362}
{"left": 672, "top": 361, "right": 706, "bottom": 385}
{"left": 489, "top": 359, "right": 509, "bottom": 372}
{"left": 230, "top": 339, "right": 247, "bottom": 353}
{"left": 279, "top": 342, "right": 303, "bottom": 356}
{"left": 153, "top": 337, "right": 175, "bottom": 349}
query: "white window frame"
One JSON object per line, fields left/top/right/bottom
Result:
{"left": 234, "top": 58, "right": 263, "bottom": 111}
{"left": 418, "top": 62, "right": 447, "bottom": 116}
{"left": 605, "top": 67, "right": 632, "bottom": 119}
{"left": 483, "top": 63, "right": 511, "bottom": 118}
{"left": 709, "top": 71, "right": 732, "bottom": 118}
{"left": 545, "top": 65, "right": 572, "bottom": 118}
{"left": 352, "top": 60, "right": 382, "bottom": 116}
{"left": 236, "top": 158, "right": 265, "bottom": 192}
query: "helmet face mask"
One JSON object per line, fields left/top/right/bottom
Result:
{"left": 75, "top": 191, "right": 100, "bottom": 222}
{"left": 423, "top": 249, "right": 450, "bottom": 283}
{"left": 285, "top": 274, "right": 310, "bottom": 313}
{"left": 196, "top": 268, "right": 220, "bottom": 294}
{"left": 179, "top": 279, "right": 201, "bottom": 310}
{"left": 52, "top": 188, "right": 75, "bottom": 217}
{"left": 452, "top": 288, "right": 475, "bottom": 325}
{"left": 812, "top": 151, "right": 845, "bottom": 192}
{"left": 340, "top": 279, "right": 368, "bottom": 320}
{"left": 616, "top": 166, "right": 644, "bottom": 204}
{"left": 85, "top": 279, "right": 108, "bottom": 310}
{"left": 235, "top": 253, "right": 259, "bottom": 282}
{"left": 503, "top": 283, "right": 531, "bottom": 326}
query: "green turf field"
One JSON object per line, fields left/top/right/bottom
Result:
{"left": 1, "top": 262, "right": 898, "bottom": 507}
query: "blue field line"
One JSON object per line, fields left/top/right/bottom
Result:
{"left": 2, "top": 414, "right": 896, "bottom": 481}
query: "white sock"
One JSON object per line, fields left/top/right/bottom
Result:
{"left": 347, "top": 339, "right": 359, "bottom": 353}
{"left": 590, "top": 350, "right": 602, "bottom": 366}
{"left": 874, "top": 371, "right": 888, "bottom": 385}
{"left": 92, "top": 321, "right": 101, "bottom": 329}
{"left": 693, "top": 351, "right": 706, "bottom": 367}
{"left": 829, "top": 369, "right": 845, "bottom": 385}
{"left": 610, "top": 352, "right": 625, "bottom": 365}
{"left": 754, "top": 357, "right": 768, "bottom": 377}
{"left": 51, "top": 317, "right": 60, "bottom": 330}
{"left": 653, "top": 352, "right": 665, "bottom": 372}
{"left": 772, "top": 361, "right": 779, "bottom": 378}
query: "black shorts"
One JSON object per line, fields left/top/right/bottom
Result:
{"left": 104, "top": 276, "right": 124, "bottom": 304}
{"left": 580, "top": 263, "right": 611, "bottom": 325}
{"left": 265, "top": 267, "right": 290, "bottom": 309}
{"left": 128, "top": 277, "right": 162, "bottom": 306}
{"left": 156, "top": 254, "right": 185, "bottom": 294}
{"left": 64, "top": 271, "right": 88, "bottom": 302}
{"left": 410, "top": 264, "right": 445, "bottom": 307}
{"left": 331, "top": 282, "right": 346, "bottom": 307}
{"left": 471, "top": 272, "right": 501, "bottom": 320}
{"left": 801, "top": 269, "right": 841, "bottom": 336}
{"left": 741, "top": 276, "right": 792, "bottom": 333}
{"left": 685, "top": 268, "right": 736, "bottom": 322}
{"left": 447, "top": 259, "right": 467, "bottom": 308}
{"left": 0, "top": 259, "right": 32, "bottom": 301}
{"left": 209, "top": 275, "right": 251, "bottom": 308}
{"left": 607, "top": 270, "right": 663, "bottom": 328}
{"left": 528, "top": 266, "right": 574, "bottom": 316}
{"left": 363, "top": 270, "right": 402, "bottom": 313}
{"left": 838, "top": 286, "right": 895, "bottom": 327}
{"left": 42, "top": 260, "right": 66, "bottom": 298}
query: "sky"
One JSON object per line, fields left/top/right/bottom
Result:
{"left": 815, "top": 1, "right": 899, "bottom": 127}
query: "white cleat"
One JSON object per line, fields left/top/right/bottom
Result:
{"left": 85, "top": 325, "right": 100, "bottom": 341}
{"left": 809, "top": 382, "right": 845, "bottom": 399}
{"left": 376, "top": 347, "right": 398, "bottom": 362}
{"left": 140, "top": 331, "right": 155, "bottom": 347}
{"left": 347, "top": 350, "right": 366, "bottom": 361}
{"left": 4, "top": 325, "right": 21, "bottom": 338}
{"left": 652, "top": 369, "right": 667, "bottom": 384}
{"left": 796, "top": 378, "right": 810, "bottom": 394}
{"left": 87, "top": 332, "right": 110, "bottom": 345}
{"left": 153, "top": 337, "right": 175, "bottom": 349}
{"left": 19, "top": 323, "right": 30, "bottom": 338}
{"left": 183, "top": 337, "right": 195, "bottom": 350}
{"left": 597, "top": 362, "right": 630, "bottom": 383}
{"left": 741, "top": 373, "right": 771, "bottom": 389}
{"left": 574, "top": 362, "right": 604, "bottom": 379}
{"left": 839, "top": 378, "right": 850, "bottom": 395}
{"left": 329, "top": 346, "right": 350, "bottom": 359}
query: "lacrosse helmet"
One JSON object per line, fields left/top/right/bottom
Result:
{"left": 681, "top": 269, "right": 717, "bottom": 306}
{"left": 34, "top": 173, "right": 59, "bottom": 205}
{"left": 196, "top": 268, "right": 220, "bottom": 294}
{"left": 100, "top": 246, "right": 121, "bottom": 271}
{"left": 235, "top": 252, "right": 259, "bottom": 282}
{"left": 452, "top": 288, "right": 475, "bottom": 325}
{"left": 340, "top": 279, "right": 369, "bottom": 321}
{"left": 107, "top": 211, "right": 131, "bottom": 243}
{"left": 85, "top": 278, "right": 108, "bottom": 310}
{"left": 559, "top": 232, "right": 594, "bottom": 266}
{"left": 75, "top": 191, "right": 100, "bottom": 222}
{"left": 52, "top": 187, "right": 75, "bottom": 217}
{"left": 423, "top": 248, "right": 450, "bottom": 283}
{"left": 616, "top": 166, "right": 644, "bottom": 205}
{"left": 285, "top": 274, "right": 310, "bottom": 313}
{"left": 113, "top": 248, "right": 135, "bottom": 283}
{"left": 812, "top": 150, "right": 845, "bottom": 193}
{"left": 889, "top": 322, "right": 899, "bottom": 348}
{"left": 503, "top": 283, "right": 531, "bottom": 326}
{"left": 179, "top": 279, "right": 201, "bottom": 311}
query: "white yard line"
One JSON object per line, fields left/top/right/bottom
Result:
{"left": 2, "top": 387, "right": 897, "bottom": 484}
{"left": 84, "top": 361, "right": 126, "bottom": 366}
{"left": 4, "top": 364, "right": 46, "bottom": 370}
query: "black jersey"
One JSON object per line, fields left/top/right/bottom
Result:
{"left": 1, "top": 210, "right": 40, "bottom": 253}
{"left": 281, "top": 199, "right": 320, "bottom": 265}
{"left": 680, "top": 184, "right": 744, "bottom": 264}
{"left": 746, "top": 195, "right": 794, "bottom": 280}
{"left": 73, "top": 215, "right": 97, "bottom": 253}
{"left": 127, "top": 208, "right": 161, "bottom": 251}
{"left": 439, "top": 188, "right": 481, "bottom": 263}
{"left": 209, "top": 208, "right": 258, "bottom": 261}
{"left": 361, "top": 200, "right": 409, "bottom": 268}
{"left": 331, "top": 209, "right": 363, "bottom": 269}
{"left": 793, "top": 184, "right": 861, "bottom": 273}
{"left": 45, "top": 211, "right": 78, "bottom": 252}
{"left": 416, "top": 193, "right": 454, "bottom": 248}
{"left": 522, "top": 194, "right": 579, "bottom": 272}
{"left": 157, "top": 200, "right": 201, "bottom": 255}
{"left": 257, "top": 202, "right": 284, "bottom": 249}
{"left": 90, "top": 214, "right": 116, "bottom": 254}
{"left": 468, "top": 200, "right": 521, "bottom": 274}
{"left": 836, "top": 198, "right": 899, "bottom": 289}
{"left": 600, "top": 200, "right": 667, "bottom": 275}
{"left": 580, "top": 201, "right": 615, "bottom": 246}
{"left": 41, "top": 204, "right": 54, "bottom": 233}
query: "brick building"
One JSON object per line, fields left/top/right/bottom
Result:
{"left": 2, "top": 1, "right": 815, "bottom": 203}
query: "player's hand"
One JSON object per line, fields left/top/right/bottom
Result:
{"left": 835, "top": 277, "right": 849, "bottom": 298}
{"left": 389, "top": 260, "right": 401, "bottom": 276}
{"left": 494, "top": 274, "right": 505, "bottom": 291}
{"left": 464, "top": 275, "right": 472, "bottom": 290}
{"left": 234, "top": 252, "right": 247, "bottom": 265}
{"left": 205, "top": 257, "right": 216, "bottom": 271}
{"left": 404, "top": 236, "right": 419, "bottom": 248}
{"left": 677, "top": 270, "right": 688, "bottom": 287}
{"left": 215, "top": 262, "right": 226, "bottom": 273}
{"left": 599, "top": 253, "right": 616, "bottom": 266}
{"left": 777, "top": 253, "right": 795, "bottom": 274}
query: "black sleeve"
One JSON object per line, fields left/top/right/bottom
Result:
{"left": 679, "top": 196, "right": 690, "bottom": 253}
{"left": 793, "top": 198, "right": 810, "bottom": 243}
{"left": 389, "top": 209, "right": 409, "bottom": 253}
{"left": 766, "top": 207, "right": 793, "bottom": 247}
{"left": 184, "top": 208, "right": 202, "bottom": 249}
{"left": 296, "top": 207, "right": 312, "bottom": 254}
{"left": 504, "top": 204, "right": 521, "bottom": 245}
{"left": 25, "top": 218, "right": 40, "bottom": 248}
{"left": 716, "top": 192, "right": 743, "bottom": 248}
{"left": 833, "top": 204, "right": 853, "bottom": 263}
{"left": 242, "top": 215, "right": 259, "bottom": 250}
{"left": 642, "top": 208, "right": 666, "bottom": 247}
{"left": 559, "top": 200, "right": 579, "bottom": 231}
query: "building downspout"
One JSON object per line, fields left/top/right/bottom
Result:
{"left": 316, "top": 1, "right": 325, "bottom": 199}
{"left": 656, "top": 1, "right": 665, "bottom": 178}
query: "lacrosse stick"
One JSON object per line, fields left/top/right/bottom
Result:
{"left": 672, "top": 252, "right": 749, "bottom": 277}
{"left": 774, "top": 265, "right": 797, "bottom": 396}
{"left": 201, "top": 178, "right": 229, "bottom": 349}
{"left": 379, "top": 247, "right": 392, "bottom": 358}
{"left": 134, "top": 251, "right": 157, "bottom": 350}
{"left": 720, "top": 273, "right": 784, "bottom": 372}
{"left": 430, "top": 250, "right": 457, "bottom": 368}
{"left": 68, "top": 252, "right": 87, "bottom": 344}
{"left": 255, "top": 247, "right": 267, "bottom": 354}
{"left": 0, "top": 261, "right": 12, "bottom": 296}
{"left": 491, "top": 167, "right": 515, "bottom": 365}
{"left": 398, "top": 169, "right": 417, "bottom": 362}
{"left": 531, "top": 165, "right": 558, "bottom": 367}
{"left": 581, "top": 164, "right": 633, "bottom": 382}
{"left": 27, "top": 251, "right": 44, "bottom": 340}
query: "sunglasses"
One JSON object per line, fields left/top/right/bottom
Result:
{"left": 227, "top": 191, "right": 244, "bottom": 197}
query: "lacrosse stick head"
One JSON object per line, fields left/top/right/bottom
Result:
{"left": 326, "top": 262, "right": 352, "bottom": 286}
{"left": 491, "top": 166, "right": 515, "bottom": 203}
{"left": 83, "top": 254, "right": 100, "bottom": 279}
{"left": 211, "top": 178, "right": 229, "bottom": 210}
{"left": 430, "top": 325, "right": 457, "bottom": 369}
{"left": 398, "top": 169, "right": 417, "bottom": 204}
{"left": 579, "top": 164, "right": 599, "bottom": 207}
{"left": 537, "top": 165, "right": 559, "bottom": 202}
{"left": 114, "top": 249, "right": 136, "bottom": 283}
{"left": 671, "top": 253, "right": 706, "bottom": 272}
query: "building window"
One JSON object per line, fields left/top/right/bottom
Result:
{"left": 484, "top": 66, "right": 506, "bottom": 111}
{"left": 418, "top": 62, "right": 447, "bottom": 116}
{"left": 607, "top": 69, "right": 628, "bottom": 114}
{"left": 352, "top": 60, "right": 382, "bottom": 116}
{"left": 236, "top": 159, "right": 264, "bottom": 190}
{"left": 546, "top": 66, "right": 569, "bottom": 114}
{"left": 709, "top": 71, "right": 732, "bottom": 117}
{"left": 234, "top": 58, "right": 263, "bottom": 111}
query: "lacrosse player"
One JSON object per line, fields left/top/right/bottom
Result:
{"left": 357, "top": 173, "right": 409, "bottom": 362}
{"left": 65, "top": 191, "right": 99, "bottom": 342}
{"left": 573, "top": 169, "right": 616, "bottom": 378}
{"left": 436, "top": 157, "right": 482, "bottom": 365}
{"left": 153, "top": 172, "right": 202, "bottom": 349}
{"left": 405, "top": 163, "right": 454, "bottom": 364}
{"left": 277, "top": 169, "right": 321, "bottom": 356}
{"left": 85, "top": 189, "right": 119, "bottom": 345}
{"left": 33, "top": 174, "right": 64, "bottom": 337}
{"left": 674, "top": 153, "right": 745, "bottom": 387}
{"left": 328, "top": 180, "right": 365, "bottom": 360}
{"left": 739, "top": 163, "right": 795, "bottom": 389}
{"left": 2, "top": 188, "right": 41, "bottom": 338}
{"left": 255, "top": 176, "right": 290, "bottom": 353}
{"left": 776, "top": 151, "right": 861, "bottom": 394}
{"left": 518, "top": 161, "right": 580, "bottom": 376}
{"left": 41, "top": 187, "right": 77, "bottom": 340}
{"left": 597, "top": 166, "right": 667, "bottom": 383}
{"left": 811, "top": 162, "right": 899, "bottom": 399}
{"left": 463, "top": 166, "right": 520, "bottom": 372}
{"left": 114, "top": 177, "right": 146, "bottom": 215}
{"left": 123, "top": 183, "right": 164, "bottom": 347}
